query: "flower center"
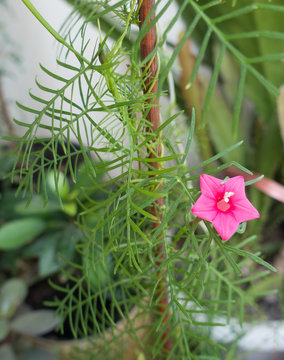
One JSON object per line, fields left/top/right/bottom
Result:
{"left": 217, "top": 192, "right": 234, "bottom": 212}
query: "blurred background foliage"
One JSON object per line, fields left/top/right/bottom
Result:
{"left": 176, "top": 0, "right": 284, "bottom": 232}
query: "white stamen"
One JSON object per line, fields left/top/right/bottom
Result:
{"left": 224, "top": 192, "right": 234, "bottom": 203}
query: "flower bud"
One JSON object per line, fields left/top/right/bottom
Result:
{"left": 98, "top": 42, "right": 110, "bottom": 64}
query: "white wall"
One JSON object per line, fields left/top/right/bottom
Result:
{"left": 1, "top": 0, "right": 73, "bottom": 120}
{"left": 1, "top": 0, "right": 183, "bottom": 138}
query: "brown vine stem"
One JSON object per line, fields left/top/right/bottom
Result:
{"left": 138, "top": 0, "right": 173, "bottom": 357}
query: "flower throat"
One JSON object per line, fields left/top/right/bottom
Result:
{"left": 217, "top": 192, "right": 234, "bottom": 212}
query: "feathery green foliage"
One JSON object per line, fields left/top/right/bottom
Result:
{"left": 7, "top": 0, "right": 282, "bottom": 359}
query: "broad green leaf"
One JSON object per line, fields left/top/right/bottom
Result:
{"left": 0, "top": 218, "right": 46, "bottom": 250}
{"left": 10, "top": 310, "right": 60, "bottom": 336}
{"left": 23, "top": 225, "right": 79, "bottom": 277}
{"left": 254, "top": 115, "right": 282, "bottom": 176}
{"left": 0, "top": 345, "right": 16, "bottom": 360}
{"left": 17, "top": 348, "right": 55, "bottom": 360}
{"left": 0, "top": 278, "right": 27, "bottom": 317}
{"left": 201, "top": 43, "right": 226, "bottom": 126}
{"left": 15, "top": 196, "right": 62, "bottom": 216}
{"left": 0, "top": 319, "right": 9, "bottom": 341}
{"left": 0, "top": 154, "right": 14, "bottom": 178}
{"left": 38, "top": 240, "right": 59, "bottom": 278}
{"left": 204, "top": 77, "right": 245, "bottom": 164}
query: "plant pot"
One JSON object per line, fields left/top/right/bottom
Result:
{"left": 11, "top": 303, "right": 152, "bottom": 360}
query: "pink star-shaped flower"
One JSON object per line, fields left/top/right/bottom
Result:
{"left": 191, "top": 174, "right": 260, "bottom": 241}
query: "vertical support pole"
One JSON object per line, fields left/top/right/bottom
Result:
{"left": 138, "top": 1, "right": 173, "bottom": 357}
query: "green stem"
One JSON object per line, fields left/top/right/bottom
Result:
{"left": 21, "top": 0, "right": 90, "bottom": 65}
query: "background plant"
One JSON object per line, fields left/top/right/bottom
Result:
{"left": 175, "top": 0, "right": 284, "bottom": 238}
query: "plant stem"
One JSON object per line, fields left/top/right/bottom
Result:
{"left": 138, "top": 0, "right": 173, "bottom": 357}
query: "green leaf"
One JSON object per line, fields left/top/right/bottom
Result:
{"left": 39, "top": 63, "right": 69, "bottom": 82}
{"left": 46, "top": 171, "right": 70, "bottom": 200}
{"left": 247, "top": 273, "right": 282, "bottom": 296}
{"left": 15, "top": 196, "right": 62, "bottom": 216}
{"left": 17, "top": 348, "right": 55, "bottom": 360}
{"left": 132, "top": 165, "right": 181, "bottom": 176}
{"left": 188, "top": 141, "right": 244, "bottom": 173}
{"left": 130, "top": 184, "right": 166, "bottom": 198}
{"left": 244, "top": 175, "right": 264, "bottom": 186}
{"left": 0, "top": 218, "right": 46, "bottom": 250}
{"left": 128, "top": 198, "right": 158, "bottom": 221}
{"left": 233, "top": 64, "right": 246, "bottom": 138}
{"left": 133, "top": 154, "right": 184, "bottom": 163}
{"left": 10, "top": 310, "right": 60, "bottom": 336}
{"left": 129, "top": 218, "right": 151, "bottom": 245}
{"left": 201, "top": 43, "right": 226, "bottom": 126}
{"left": 38, "top": 240, "right": 59, "bottom": 278}
{"left": 84, "top": 248, "right": 113, "bottom": 291}
{"left": 224, "top": 245, "right": 277, "bottom": 272}
{"left": 62, "top": 202, "right": 77, "bottom": 216}
{"left": 0, "top": 278, "right": 28, "bottom": 318}
{"left": 0, "top": 345, "right": 16, "bottom": 360}
{"left": 0, "top": 320, "right": 9, "bottom": 341}
{"left": 189, "top": 28, "right": 212, "bottom": 85}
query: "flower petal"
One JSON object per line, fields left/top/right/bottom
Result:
{"left": 191, "top": 195, "right": 218, "bottom": 221}
{"left": 224, "top": 176, "right": 245, "bottom": 201}
{"left": 212, "top": 212, "right": 240, "bottom": 241}
{"left": 232, "top": 198, "right": 260, "bottom": 223}
{"left": 200, "top": 174, "right": 223, "bottom": 199}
